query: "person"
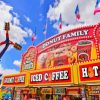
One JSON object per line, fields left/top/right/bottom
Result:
{"left": 29, "top": 94, "right": 36, "bottom": 100}
{"left": 58, "top": 95, "right": 62, "bottom": 100}
{"left": 63, "top": 96, "right": 66, "bottom": 100}
{"left": 24, "top": 94, "right": 28, "bottom": 100}
{"left": 1, "top": 96, "right": 4, "bottom": 100}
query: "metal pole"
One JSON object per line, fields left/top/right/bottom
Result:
{"left": 11, "top": 87, "right": 15, "bottom": 100}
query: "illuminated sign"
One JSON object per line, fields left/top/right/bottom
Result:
{"left": 42, "top": 30, "right": 89, "bottom": 49}
{"left": 21, "top": 25, "right": 100, "bottom": 71}
{"left": 21, "top": 46, "right": 36, "bottom": 72}
{"left": 3, "top": 74, "right": 26, "bottom": 86}
{"left": 66, "top": 88, "right": 80, "bottom": 95}
{"left": 54, "top": 88, "right": 65, "bottom": 94}
{"left": 4, "top": 76, "right": 25, "bottom": 83}
{"left": 29, "top": 67, "right": 73, "bottom": 85}
{"left": 36, "top": 26, "right": 98, "bottom": 70}
{"left": 29, "top": 88, "right": 37, "bottom": 94}
{"left": 79, "top": 62, "right": 100, "bottom": 82}
{"left": 88, "top": 86, "right": 100, "bottom": 95}
{"left": 41, "top": 88, "right": 52, "bottom": 94}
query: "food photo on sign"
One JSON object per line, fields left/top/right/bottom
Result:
{"left": 36, "top": 37, "right": 97, "bottom": 70}
{"left": 1, "top": 0, "right": 100, "bottom": 100}
{"left": 21, "top": 47, "right": 37, "bottom": 71}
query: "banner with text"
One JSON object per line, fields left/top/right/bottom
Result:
{"left": 79, "top": 61, "right": 100, "bottom": 83}
{"left": 29, "top": 66, "right": 73, "bottom": 86}
{"left": 2, "top": 73, "right": 28, "bottom": 86}
{"left": 36, "top": 26, "right": 98, "bottom": 70}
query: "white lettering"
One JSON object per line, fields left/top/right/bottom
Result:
{"left": 63, "top": 71, "right": 68, "bottom": 79}
{"left": 18, "top": 76, "right": 25, "bottom": 82}
{"left": 52, "top": 71, "right": 69, "bottom": 80}
{"left": 31, "top": 74, "right": 42, "bottom": 82}
{"left": 4, "top": 77, "right": 14, "bottom": 83}
{"left": 52, "top": 72, "right": 56, "bottom": 80}
{"left": 59, "top": 71, "right": 64, "bottom": 79}
{"left": 4, "top": 76, "right": 25, "bottom": 84}
{"left": 42, "top": 30, "right": 89, "bottom": 48}
{"left": 83, "top": 30, "right": 89, "bottom": 35}
{"left": 44, "top": 73, "right": 48, "bottom": 81}
{"left": 82, "top": 68, "right": 88, "bottom": 77}
{"left": 93, "top": 66, "right": 99, "bottom": 77}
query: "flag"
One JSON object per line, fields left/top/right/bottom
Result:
{"left": 43, "top": 22, "right": 47, "bottom": 35}
{"left": 31, "top": 36, "right": 35, "bottom": 41}
{"left": 0, "top": 74, "right": 2, "bottom": 84}
{"left": 31, "top": 27, "right": 36, "bottom": 41}
{"left": 94, "top": 0, "right": 100, "bottom": 15}
{"left": 59, "top": 13, "right": 62, "bottom": 29}
{"left": 75, "top": 5, "right": 80, "bottom": 20}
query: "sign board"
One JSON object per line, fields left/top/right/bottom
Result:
{"left": 36, "top": 25, "right": 98, "bottom": 70}
{"left": 66, "top": 88, "right": 80, "bottom": 95}
{"left": 21, "top": 46, "right": 37, "bottom": 72}
{"left": 41, "top": 88, "right": 52, "bottom": 94}
{"left": 21, "top": 24, "right": 100, "bottom": 72}
{"left": 2, "top": 73, "right": 28, "bottom": 86}
{"left": 88, "top": 86, "right": 100, "bottom": 95}
{"left": 29, "top": 66, "right": 73, "bottom": 86}
{"left": 54, "top": 88, "right": 65, "bottom": 94}
{"left": 79, "top": 61, "right": 100, "bottom": 83}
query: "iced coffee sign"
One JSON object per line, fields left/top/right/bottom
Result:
{"left": 3, "top": 74, "right": 26, "bottom": 86}
{"left": 29, "top": 67, "right": 73, "bottom": 85}
{"left": 79, "top": 62, "right": 100, "bottom": 83}
{"left": 21, "top": 46, "right": 36, "bottom": 72}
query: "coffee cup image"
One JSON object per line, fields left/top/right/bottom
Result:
{"left": 77, "top": 40, "right": 92, "bottom": 62}
{"left": 78, "top": 53, "right": 89, "bottom": 62}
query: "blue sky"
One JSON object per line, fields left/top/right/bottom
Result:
{"left": 0, "top": 0, "right": 100, "bottom": 75}
{"left": 0, "top": 0, "right": 58, "bottom": 74}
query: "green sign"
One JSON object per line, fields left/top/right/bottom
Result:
{"left": 55, "top": 88, "right": 65, "bottom": 94}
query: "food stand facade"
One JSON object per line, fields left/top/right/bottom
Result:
{"left": 2, "top": 73, "right": 29, "bottom": 100}
{"left": 2, "top": 23, "right": 100, "bottom": 100}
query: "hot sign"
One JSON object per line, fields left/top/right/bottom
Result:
{"left": 79, "top": 62, "right": 100, "bottom": 82}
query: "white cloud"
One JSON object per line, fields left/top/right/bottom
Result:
{"left": 24, "top": 15, "right": 31, "bottom": 22}
{"left": 13, "top": 17, "right": 20, "bottom": 26}
{"left": 0, "top": 64, "right": 19, "bottom": 75}
{"left": 24, "top": 28, "right": 33, "bottom": 36}
{"left": 0, "top": 1, "right": 33, "bottom": 46}
{"left": 47, "top": 0, "right": 100, "bottom": 32}
{"left": 12, "top": 12, "right": 19, "bottom": 18}
{"left": 13, "top": 60, "right": 21, "bottom": 67}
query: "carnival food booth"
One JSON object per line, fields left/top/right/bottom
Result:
{"left": 2, "top": 23, "right": 100, "bottom": 100}
{"left": 2, "top": 73, "right": 29, "bottom": 100}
